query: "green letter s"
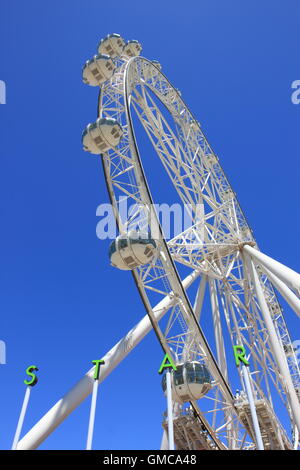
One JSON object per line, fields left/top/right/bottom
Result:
{"left": 24, "top": 365, "right": 39, "bottom": 386}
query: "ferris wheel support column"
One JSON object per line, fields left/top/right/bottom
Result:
{"left": 193, "top": 274, "right": 207, "bottom": 322}
{"left": 245, "top": 254, "right": 300, "bottom": 434}
{"left": 243, "top": 244, "right": 300, "bottom": 295}
{"left": 259, "top": 266, "right": 300, "bottom": 319}
{"left": 241, "top": 365, "right": 264, "bottom": 450}
{"left": 209, "top": 278, "right": 228, "bottom": 380}
{"left": 209, "top": 278, "right": 234, "bottom": 447}
{"left": 183, "top": 274, "right": 207, "bottom": 361}
{"left": 160, "top": 430, "right": 169, "bottom": 450}
{"left": 17, "top": 270, "right": 200, "bottom": 450}
{"left": 293, "top": 425, "right": 299, "bottom": 450}
{"left": 165, "top": 369, "right": 175, "bottom": 450}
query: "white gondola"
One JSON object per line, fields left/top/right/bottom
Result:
{"left": 162, "top": 361, "right": 212, "bottom": 403}
{"left": 82, "top": 118, "right": 123, "bottom": 154}
{"left": 82, "top": 54, "right": 115, "bottom": 86}
{"left": 122, "top": 40, "right": 142, "bottom": 58}
{"left": 109, "top": 231, "right": 157, "bottom": 270}
{"left": 98, "top": 33, "right": 125, "bottom": 58}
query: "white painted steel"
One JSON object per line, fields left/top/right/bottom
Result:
{"left": 242, "top": 365, "right": 264, "bottom": 450}
{"left": 81, "top": 51, "right": 300, "bottom": 449}
{"left": 246, "top": 254, "right": 300, "bottom": 434}
{"left": 166, "top": 369, "right": 175, "bottom": 450}
{"left": 86, "top": 379, "right": 99, "bottom": 450}
{"left": 256, "top": 265, "right": 300, "bottom": 318}
{"left": 12, "top": 387, "right": 31, "bottom": 450}
{"left": 244, "top": 244, "right": 300, "bottom": 295}
{"left": 160, "top": 429, "right": 169, "bottom": 450}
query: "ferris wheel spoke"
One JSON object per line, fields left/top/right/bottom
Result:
{"left": 208, "top": 278, "right": 228, "bottom": 380}
{"left": 131, "top": 99, "right": 199, "bottom": 209}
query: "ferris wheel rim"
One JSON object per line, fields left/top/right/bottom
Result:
{"left": 126, "top": 57, "right": 256, "bottom": 241}
{"left": 99, "top": 57, "right": 235, "bottom": 400}
{"left": 98, "top": 53, "right": 300, "bottom": 449}
{"left": 124, "top": 58, "right": 241, "bottom": 402}
{"left": 98, "top": 57, "right": 258, "bottom": 448}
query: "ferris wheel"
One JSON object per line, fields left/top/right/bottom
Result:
{"left": 17, "top": 34, "right": 300, "bottom": 451}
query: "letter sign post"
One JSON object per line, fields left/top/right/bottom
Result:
{"left": 158, "top": 354, "right": 177, "bottom": 450}
{"left": 86, "top": 359, "right": 105, "bottom": 450}
{"left": 12, "top": 365, "right": 39, "bottom": 450}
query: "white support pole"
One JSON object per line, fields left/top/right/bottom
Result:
{"left": 165, "top": 369, "right": 175, "bottom": 450}
{"left": 193, "top": 274, "right": 207, "bottom": 322}
{"left": 183, "top": 274, "right": 207, "bottom": 360}
{"left": 12, "top": 387, "right": 32, "bottom": 450}
{"left": 160, "top": 429, "right": 169, "bottom": 450}
{"left": 17, "top": 270, "right": 200, "bottom": 450}
{"left": 209, "top": 278, "right": 228, "bottom": 380}
{"left": 243, "top": 244, "right": 300, "bottom": 295}
{"left": 293, "top": 425, "right": 299, "bottom": 450}
{"left": 260, "top": 266, "right": 300, "bottom": 319}
{"left": 86, "top": 379, "right": 99, "bottom": 450}
{"left": 241, "top": 365, "right": 264, "bottom": 450}
{"left": 245, "top": 254, "right": 300, "bottom": 433}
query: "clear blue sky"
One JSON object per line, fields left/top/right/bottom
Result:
{"left": 0, "top": 0, "right": 299, "bottom": 450}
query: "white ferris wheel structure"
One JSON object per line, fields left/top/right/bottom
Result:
{"left": 16, "top": 33, "right": 300, "bottom": 451}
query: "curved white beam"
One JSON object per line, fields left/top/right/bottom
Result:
{"left": 193, "top": 274, "right": 207, "bottom": 322}
{"left": 17, "top": 270, "right": 200, "bottom": 450}
{"left": 209, "top": 278, "right": 228, "bottom": 380}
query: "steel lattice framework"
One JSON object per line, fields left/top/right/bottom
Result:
{"left": 15, "top": 41, "right": 300, "bottom": 451}
{"left": 95, "top": 55, "right": 300, "bottom": 450}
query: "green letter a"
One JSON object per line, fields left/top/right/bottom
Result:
{"left": 158, "top": 353, "right": 177, "bottom": 374}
